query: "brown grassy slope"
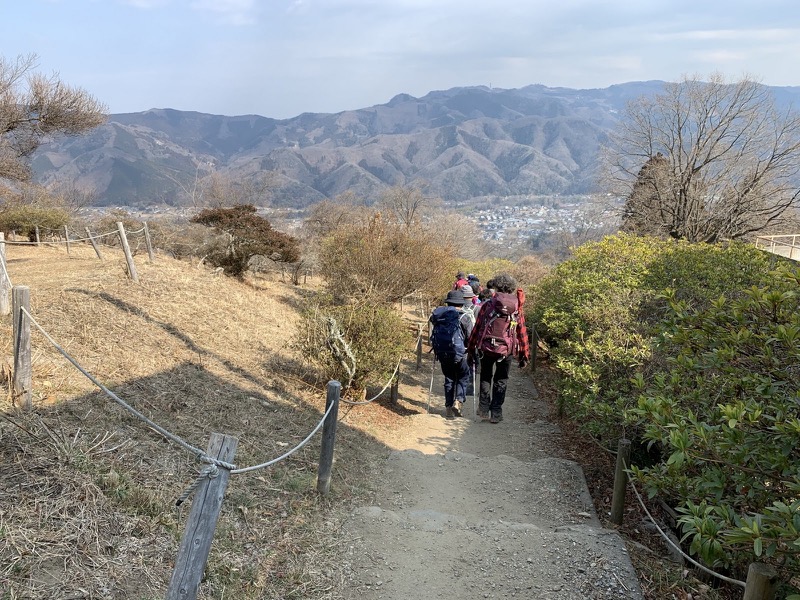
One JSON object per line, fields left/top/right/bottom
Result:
{"left": 0, "top": 244, "right": 399, "bottom": 600}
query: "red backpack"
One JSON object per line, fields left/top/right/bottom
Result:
{"left": 476, "top": 292, "right": 520, "bottom": 358}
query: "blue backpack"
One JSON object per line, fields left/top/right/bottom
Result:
{"left": 429, "top": 306, "right": 466, "bottom": 361}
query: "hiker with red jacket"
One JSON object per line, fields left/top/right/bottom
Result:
{"left": 466, "top": 273, "right": 530, "bottom": 423}
{"left": 452, "top": 271, "right": 469, "bottom": 291}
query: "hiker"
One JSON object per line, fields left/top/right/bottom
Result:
{"left": 459, "top": 284, "right": 479, "bottom": 396}
{"left": 429, "top": 289, "right": 473, "bottom": 418}
{"left": 467, "top": 273, "right": 530, "bottom": 423}
{"left": 467, "top": 274, "right": 482, "bottom": 295}
{"left": 452, "top": 271, "right": 469, "bottom": 291}
{"left": 469, "top": 278, "right": 482, "bottom": 298}
{"left": 460, "top": 283, "right": 479, "bottom": 306}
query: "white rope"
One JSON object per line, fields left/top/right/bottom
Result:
{"left": 67, "top": 230, "right": 121, "bottom": 243}
{"left": 626, "top": 464, "right": 746, "bottom": 588}
{"left": 335, "top": 327, "right": 422, "bottom": 407}
{"left": 340, "top": 357, "right": 402, "bottom": 406}
{"left": 19, "top": 307, "right": 236, "bottom": 471}
{"left": 230, "top": 400, "right": 335, "bottom": 474}
{"left": 2, "top": 230, "right": 119, "bottom": 245}
{"left": 175, "top": 464, "right": 218, "bottom": 506}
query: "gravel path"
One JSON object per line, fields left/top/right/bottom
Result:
{"left": 339, "top": 365, "right": 643, "bottom": 599}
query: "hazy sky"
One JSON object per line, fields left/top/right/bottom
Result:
{"left": 3, "top": 0, "right": 800, "bottom": 119}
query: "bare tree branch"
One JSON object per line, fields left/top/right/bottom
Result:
{"left": 603, "top": 73, "right": 800, "bottom": 242}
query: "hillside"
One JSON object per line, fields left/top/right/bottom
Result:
{"left": 30, "top": 82, "right": 673, "bottom": 208}
{"left": 0, "top": 243, "right": 406, "bottom": 599}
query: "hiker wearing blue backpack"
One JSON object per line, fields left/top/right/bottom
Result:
{"left": 429, "top": 289, "right": 474, "bottom": 418}
{"left": 467, "top": 273, "right": 530, "bottom": 424}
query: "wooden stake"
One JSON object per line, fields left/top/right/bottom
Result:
{"left": 116, "top": 222, "right": 138, "bottom": 281}
{"left": 85, "top": 227, "right": 104, "bottom": 260}
{"left": 610, "top": 438, "right": 631, "bottom": 525}
{"left": 167, "top": 433, "right": 238, "bottom": 600}
{"left": 743, "top": 562, "right": 777, "bottom": 600}
{"left": 317, "top": 381, "right": 341, "bottom": 496}
{"left": 12, "top": 286, "right": 32, "bottom": 411}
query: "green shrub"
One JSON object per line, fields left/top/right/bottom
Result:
{"left": 630, "top": 265, "right": 800, "bottom": 577}
{"left": 0, "top": 204, "right": 71, "bottom": 239}
{"left": 191, "top": 205, "right": 300, "bottom": 276}
{"left": 297, "top": 298, "right": 411, "bottom": 396}
{"left": 529, "top": 233, "right": 774, "bottom": 439}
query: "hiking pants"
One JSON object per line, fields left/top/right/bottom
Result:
{"left": 478, "top": 354, "right": 512, "bottom": 414}
{"left": 440, "top": 356, "right": 471, "bottom": 407}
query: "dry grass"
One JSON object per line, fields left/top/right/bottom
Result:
{"left": 0, "top": 244, "right": 410, "bottom": 599}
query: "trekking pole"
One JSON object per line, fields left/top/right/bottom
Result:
{"left": 426, "top": 354, "right": 435, "bottom": 414}
{"left": 472, "top": 365, "right": 477, "bottom": 421}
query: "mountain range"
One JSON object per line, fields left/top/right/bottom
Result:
{"left": 30, "top": 81, "right": 800, "bottom": 208}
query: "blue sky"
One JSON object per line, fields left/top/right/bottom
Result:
{"left": 2, "top": 0, "right": 800, "bottom": 119}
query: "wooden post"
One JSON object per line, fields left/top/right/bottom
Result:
{"left": 610, "top": 438, "right": 632, "bottom": 525}
{"left": 303, "top": 269, "right": 308, "bottom": 285}
{"left": 64, "top": 225, "right": 70, "bottom": 255}
{"left": 743, "top": 562, "right": 777, "bottom": 600}
{"left": 416, "top": 323, "right": 423, "bottom": 370}
{"left": 116, "top": 222, "right": 138, "bottom": 282}
{"left": 166, "top": 433, "right": 238, "bottom": 600}
{"left": 85, "top": 227, "right": 104, "bottom": 260}
{"left": 143, "top": 222, "right": 155, "bottom": 263}
{"left": 34, "top": 226, "right": 40, "bottom": 246}
{"left": 390, "top": 374, "right": 399, "bottom": 406}
{"left": 0, "top": 233, "right": 9, "bottom": 316}
{"left": 12, "top": 286, "right": 32, "bottom": 411}
{"left": 316, "top": 380, "right": 341, "bottom": 496}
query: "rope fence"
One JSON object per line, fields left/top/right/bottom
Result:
{"left": 20, "top": 306, "right": 236, "bottom": 470}
{"left": 340, "top": 356, "right": 403, "bottom": 406}
{"left": 607, "top": 439, "right": 778, "bottom": 597}
{"left": 625, "top": 465, "right": 746, "bottom": 588}
{"left": 9, "top": 286, "right": 346, "bottom": 596}
{"left": 1, "top": 229, "right": 119, "bottom": 245}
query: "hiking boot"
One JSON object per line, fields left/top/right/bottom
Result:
{"left": 477, "top": 407, "right": 491, "bottom": 420}
{"left": 453, "top": 399, "right": 464, "bottom": 417}
{"left": 445, "top": 405, "right": 455, "bottom": 418}
{"left": 489, "top": 412, "right": 503, "bottom": 424}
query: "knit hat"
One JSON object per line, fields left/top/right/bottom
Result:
{"left": 459, "top": 284, "right": 475, "bottom": 298}
{"left": 444, "top": 290, "right": 465, "bottom": 305}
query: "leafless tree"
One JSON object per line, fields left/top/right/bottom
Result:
{"left": 377, "top": 184, "right": 440, "bottom": 229}
{"left": 603, "top": 73, "right": 800, "bottom": 242}
{"left": 0, "top": 53, "right": 107, "bottom": 181}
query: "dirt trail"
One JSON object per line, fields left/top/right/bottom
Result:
{"left": 339, "top": 365, "right": 643, "bottom": 599}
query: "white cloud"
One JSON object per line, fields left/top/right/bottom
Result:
{"left": 190, "top": 0, "right": 257, "bottom": 25}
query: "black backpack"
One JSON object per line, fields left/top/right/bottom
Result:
{"left": 429, "top": 306, "right": 466, "bottom": 361}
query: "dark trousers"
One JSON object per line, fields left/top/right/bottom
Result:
{"left": 478, "top": 354, "right": 512, "bottom": 414}
{"left": 440, "top": 356, "right": 471, "bottom": 406}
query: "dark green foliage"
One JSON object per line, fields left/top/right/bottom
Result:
{"left": 630, "top": 269, "right": 800, "bottom": 575}
{"left": 190, "top": 204, "right": 300, "bottom": 276}
{"left": 0, "top": 204, "right": 71, "bottom": 239}
{"left": 531, "top": 232, "right": 799, "bottom": 580}
{"left": 529, "top": 233, "right": 774, "bottom": 440}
